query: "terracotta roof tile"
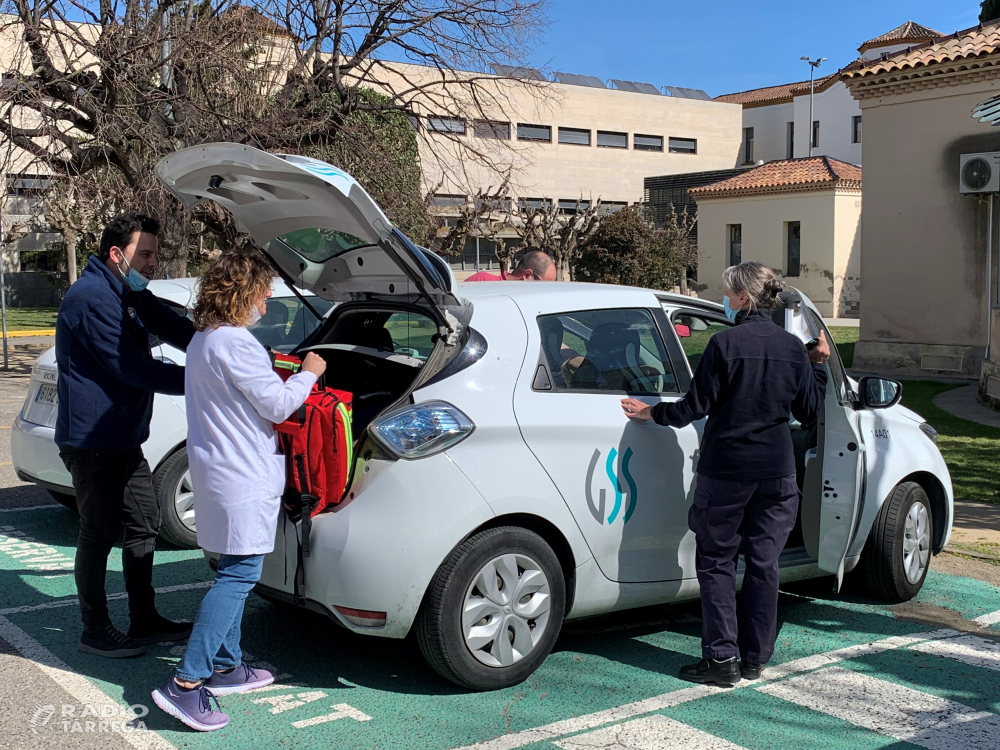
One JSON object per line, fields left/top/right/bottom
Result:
{"left": 715, "top": 73, "right": 839, "bottom": 107}
{"left": 689, "top": 157, "right": 862, "bottom": 199}
{"left": 858, "top": 21, "right": 943, "bottom": 53}
{"left": 845, "top": 20, "right": 1000, "bottom": 79}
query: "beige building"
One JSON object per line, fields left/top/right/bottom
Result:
{"left": 842, "top": 20, "right": 1000, "bottom": 381}
{"left": 690, "top": 157, "right": 862, "bottom": 317}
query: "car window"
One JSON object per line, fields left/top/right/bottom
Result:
{"left": 537, "top": 308, "right": 678, "bottom": 394}
{"left": 671, "top": 312, "right": 731, "bottom": 372}
{"left": 249, "top": 296, "right": 334, "bottom": 353}
{"left": 804, "top": 308, "right": 850, "bottom": 403}
{"left": 275, "top": 227, "right": 374, "bottom": 263}
{"left": 327, "top": 309, "right": 437, "bottom": 361}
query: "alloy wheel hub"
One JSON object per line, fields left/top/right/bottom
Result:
{"left": 174, "top": 469, "right": 196, "bottom": 532}
{"left": 902, "top": 502, "right": 930, "bottom": 584}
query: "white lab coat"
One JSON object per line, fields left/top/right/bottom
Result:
{"left": 185, "top": 325, "right": 317, "bottom": 555}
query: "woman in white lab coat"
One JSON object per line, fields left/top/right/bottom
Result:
{"left": 152, "top": 253, "right": 326, "bottom": 732}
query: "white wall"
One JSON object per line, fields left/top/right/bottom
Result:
{"left": 792, "top": 81, "right": 862, "bottom": 165}
{"left": 741, "top": 101, "right": 794, "bottom": 164}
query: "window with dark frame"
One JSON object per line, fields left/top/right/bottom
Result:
{"left": 430, "top": 194, "right": 467, "bottom": 208}
{"left": 812, "top": 120, "right": 820, "bottom": 148}
{"left": 786, "top": 221, "right": 801, "bottom": 277}
{"left": 519, "top": 197, "right": 552, "bottom": 211}
{"left": 636, "top": 134, "right": 665, "bottom": 152}
{"left": 474, "top": 120, "right": 511, "bottom": 140}
{"left": 558, "top": 127, "right": 591, "bottom": 146}
{"left": 406, "top": 113, "right": 420, "bottom": 131}
{"left": 596, "top": 131, "right": 628, "bottom": 149}
{"left": 728, "top": 224, "right": 742, "bottom": 266}
{"left": 786, "top": 122, "right": 795, "bottom": 159}
{"left": 517, "top": 123, "right": 552, "bottom": 142}
{"left": 668, "top": 137, "right": 697, "bottom": 154}
{"left": 427, "top": 116, "right": 466, "bottom": 134}
{"left": 597, "top": 201, "right": 627, "bottom": 215}
{"left": 558, "top": 199, "right": 591, "bottom": 215}
{"left": 852, "top": 116, "right": 862, "bottom": 144}
{"left": 743, "top": 127, "right": 754, "bottom": 163}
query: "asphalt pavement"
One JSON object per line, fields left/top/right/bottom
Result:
{"left": 1, "top": 351, "right": 1000, "bottom": 750}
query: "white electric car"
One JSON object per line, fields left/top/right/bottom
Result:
{"left": 10, "top": 278, "right": 332, "bottom": 548}
{"left": 156, "top": 144, "right": 954, "bottom": 691}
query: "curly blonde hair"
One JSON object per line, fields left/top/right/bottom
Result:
{"left": 193, "top": 253, "right": 274, "bottom": 331}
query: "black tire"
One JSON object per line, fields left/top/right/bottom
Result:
{"left": 861, "top": 482, "right": 933, "bottom": 602}
{"left": 415, "top": 526, "right": 566, "bottom": 691}
{"left": 152, "top": 448, "right": 198, "bottom": 549}
{"left": 47, "top": 489, "right": 77, "bottom": 511}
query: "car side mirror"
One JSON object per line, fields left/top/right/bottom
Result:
{"left": 858, "top": 376, "right": 902, "bottom": 409}
{"left": 674, "top": 324, "right": 691, "bottom": 338}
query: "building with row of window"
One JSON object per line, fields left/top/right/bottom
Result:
{"left": 690, "top": 156, "right": 862, "bottom": 318}
{"left": 715, "top": 21, "right": 942, "bottom": 168}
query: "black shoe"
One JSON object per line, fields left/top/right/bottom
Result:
{"left": 740, "top": 661, "right": 765, "bottom": 680}
{"left": 128, "top": 613, "right": 193, "bottom": 646}
{"left": 678, "top": 658, "right": 741, "bottom": 687}
{"left": 79, "top": 623, "right": 146, "bottom": 658}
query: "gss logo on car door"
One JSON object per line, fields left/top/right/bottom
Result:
{"left": 584, "top": 448, "right": 638, "bottom": 525}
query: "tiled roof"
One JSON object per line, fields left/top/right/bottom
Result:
{"left": 715, "top": 73, "right": 839, "bottom": 108}
{"left": 858, "top": 21, "right": 943, "bottom": 53}
{"left": 689, "top": 157, "right": 862, "bottom": 199}
{"left": 845, "top": 20, "right": 1000, "bottom": 79}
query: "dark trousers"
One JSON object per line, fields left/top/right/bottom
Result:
{"left": 59, "top": 446, "right": 161, "bottom": 633}
{"left": 688, "top": 473, "right": 799, "bottom": 663}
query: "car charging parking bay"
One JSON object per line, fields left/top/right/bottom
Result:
{"left": 3, "top": 503, "right": 1000, "bottom": 750}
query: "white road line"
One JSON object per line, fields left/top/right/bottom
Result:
{"left": 0, "top": 614, "right": 178, "bottom": 750}
{"left": 0, "top": 581, "right": 214, "bottom": 616}
{"left": 758, "top": 666, "right": 1000, "bottom": 750}
{"left": 449, "top": 627, "right": 963, "bottom": 750}
{"left": 554, "top": 714, "right": 748, "bottom": 750}
{"left": 0, "top": 504, "right": 62, "bottom": 513}
{"left": 973, "top": 610, "right": 1000, "bottom": 628}
{"left": 911, "top": 635, "right": 1000, "bottom": 673}
{"left": 290, "top": 703, "right": 371, "bottom": 729}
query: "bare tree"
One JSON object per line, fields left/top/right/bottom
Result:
{"left": 511, "top": 198, "right": 602, "bottom": 280}
{"left": 0, "top": 0, "right": 550, "bottom": 276}
{"left": 428, "top": 176, "right": 512, "bottom": 259}
{"left": 661, "top": 206, "right": 698, "bottom": 295}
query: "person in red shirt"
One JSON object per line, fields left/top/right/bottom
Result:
{"left": 465, "top": 251, "right": 557, "bottom": 282}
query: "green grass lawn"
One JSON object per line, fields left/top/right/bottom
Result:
{"left": 829, "top": 326, "right": 997, "bottom": 504}
{"left": 2, "top": 307, "right": 58, "bottom": 330}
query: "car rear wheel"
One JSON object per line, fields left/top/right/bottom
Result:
{"left": 153, "top": 447, "right": 198, "bottom": 549}
{"left": 416, "top": 526, "right": 566, "bottom": 691}
{"left": 861, "top": 482, "right": 933, "bottom": 602}
{"left": 47, "top": 490, "right": 77, "bottom": 511}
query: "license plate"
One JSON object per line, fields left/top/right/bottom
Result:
{"left": 35, "top": 384, "right": 58, "bottom": 405}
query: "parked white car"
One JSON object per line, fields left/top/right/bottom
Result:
{"left": 10, "top": 277, "right": 332, "bottom": 547}
{"left": 147, "top": 144, "right": 957, "bottom": 690}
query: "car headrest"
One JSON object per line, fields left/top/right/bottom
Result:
{"left": 587, "top": 323, "right": 640, "bottom": 366}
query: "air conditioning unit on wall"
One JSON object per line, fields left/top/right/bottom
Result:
{"left": 959, "top": 152, "right": 1000, "bottom": 193}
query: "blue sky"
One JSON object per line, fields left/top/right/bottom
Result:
{"left": 527, "top": 1, "right": 983, "bottom": 96}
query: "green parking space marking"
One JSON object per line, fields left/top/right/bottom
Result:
{"left": 1, "top": 503, "right": 999, "bottom": 749}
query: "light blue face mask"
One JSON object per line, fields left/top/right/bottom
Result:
{"left": 118, "top": 255, "right": 150, "bottom": 293}
{"left": 723, "top": 295, "right": 740, "bottom": 322}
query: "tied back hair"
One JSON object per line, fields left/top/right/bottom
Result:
{"left": 722, "top": 261, "right": 785, "bottom": 312}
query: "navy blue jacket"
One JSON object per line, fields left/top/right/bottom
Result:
{"left": 55, "top": 256, "right": 195, "bottom": 450}
{"left": 652, "top": 309, "right": 828, "bottom": 481}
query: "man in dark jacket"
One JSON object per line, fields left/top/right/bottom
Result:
{"left": 56, "top": 213, "right": 196, "bottom": 658}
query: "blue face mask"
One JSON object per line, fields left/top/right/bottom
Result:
{"left": 723, "top": 295, "right": 740, "bottom": 322}
{"left": 118, "top": 255, "right": 150, "bottom": 293}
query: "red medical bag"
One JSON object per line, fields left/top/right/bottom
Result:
{"left": 269, "top": 352, "right": 354, "bottom": 603}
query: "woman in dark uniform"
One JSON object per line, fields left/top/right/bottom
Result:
{"left": 621, "top": 261, "right": 830, "bottom": 686}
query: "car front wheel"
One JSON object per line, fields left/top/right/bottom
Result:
{"left": 152, "top": 447, "right": 198, "bottom": 549}
{"left": 416, "top": 526, "right": 566, "bottom": 690}
{"left": 861, "top": 481, "right": 933, "bottom": 602}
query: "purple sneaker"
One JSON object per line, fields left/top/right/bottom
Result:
{"left": 205, "top": 662, "right": 275, "bottom": 696}
{"left": 151, "top": 678, "right": 229, "bottom": 732}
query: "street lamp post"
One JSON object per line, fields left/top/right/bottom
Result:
{"left": 800, "top": 56, "right": 826, "bottom": 157}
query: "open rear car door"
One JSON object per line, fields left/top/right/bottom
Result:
{"left": 783, "top": 291, "right": 865, "bottom": 591}
{"left": 154, "top": 143, "right": 466, "bottom": 341}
